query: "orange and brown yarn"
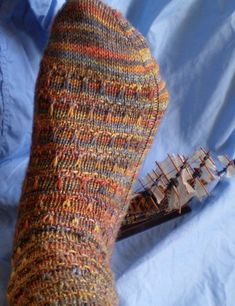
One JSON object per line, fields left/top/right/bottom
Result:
{"left": 7, "top": 0, "right": 169, "bottom": 305}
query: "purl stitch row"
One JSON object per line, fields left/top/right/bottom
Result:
{"left": 7, "top": 0, "right": 169, "bottom": 305}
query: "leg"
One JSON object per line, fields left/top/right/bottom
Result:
{"left": 7, "top": 0, "right": 169, "bottom": 305}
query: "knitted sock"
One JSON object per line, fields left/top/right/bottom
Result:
{"left": 7, "top": 0, "right": 169, "bottom": 305}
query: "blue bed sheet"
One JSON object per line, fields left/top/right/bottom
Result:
{"left": 0, "top": 1, "right": 235, "bottom": 305}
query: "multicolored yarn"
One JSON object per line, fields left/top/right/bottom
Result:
{"left": 7, "top": 0, "right": 169, "bottom": 305}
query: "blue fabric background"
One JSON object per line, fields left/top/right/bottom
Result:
{"left": 0, "top": 0, "right": 235, "bottom": 305}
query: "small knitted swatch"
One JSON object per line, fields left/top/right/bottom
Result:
{"left": 7, "top": 0, "right": 169, "bottom": 305}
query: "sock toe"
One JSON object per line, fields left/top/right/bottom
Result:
{"left": 42, "top": 0, "right": 159, "bottom": 86}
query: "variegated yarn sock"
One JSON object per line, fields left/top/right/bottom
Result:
{"left": 7, "top": 0, "right": 169, "bottom": 305}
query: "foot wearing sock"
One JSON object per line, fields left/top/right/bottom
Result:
{"left": 7, "top": 0, "right": 169, "bottom": 305}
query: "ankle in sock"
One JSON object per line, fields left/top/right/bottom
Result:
{"left": 7, "top": 0, "right": 169, "bottom": 305}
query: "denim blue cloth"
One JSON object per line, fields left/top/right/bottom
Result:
{"left": 0, "top": 1, "right": 235, "bottom": 305}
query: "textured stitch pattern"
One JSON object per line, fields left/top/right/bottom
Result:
{"left": 7, "top": 0, "right": 169, "bottom": 305}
